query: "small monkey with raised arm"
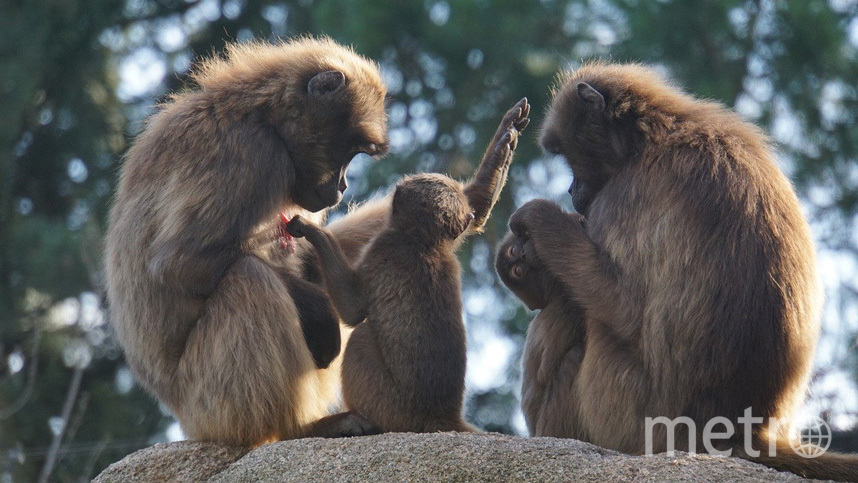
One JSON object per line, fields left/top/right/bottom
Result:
{"left": 288, "top": 101, "right": 530, "bottom": 432}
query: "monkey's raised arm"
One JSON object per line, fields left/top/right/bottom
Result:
{"left": 286, "top": 215, "right": 367, "bottom": 326}
{"left": 464, "top": 98, "right": 530, "bottom": 232}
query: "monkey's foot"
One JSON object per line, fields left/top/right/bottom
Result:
{"left": 304, "top": 411, "right": 381, "bottom": 438}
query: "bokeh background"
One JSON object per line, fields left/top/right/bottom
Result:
{"left": 2, "top": 0, "right": 858, "bottom": 480}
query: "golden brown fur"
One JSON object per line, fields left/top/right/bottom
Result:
{"left": 498, "top": 63, "right": 857, "bottom": 480}
{"left": 105, "top": 37, "right": 390, "bottom": 445}
{"left": 287, "top": 101, "right": 529, "bottom": 433}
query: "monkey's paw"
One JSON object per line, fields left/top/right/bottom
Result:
{"left": 489, "top": 97, "right": 531, "bottom": 165}
{"left": 285, "top": 215, "right": 311, "bottom": 238}
{"left": 336, "top": 412, "right": 382, "bottom": 437}
{"left": 510, "top": 199, "right": 585, "bottom": 241}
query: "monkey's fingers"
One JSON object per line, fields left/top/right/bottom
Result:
{"left": 497, "top": 131, "right": 513, "bottom": 156}
{"left": 513, "top": 98, "right": 531, "bottom": 132}
{"left": 285, "top": 216, "right": 308, "bottom": 238}
{"left": 509, "top": 127, "right": 519, "bottom": 152}
{"left": 503, "top": 99, "right": 526, "bottom": 127}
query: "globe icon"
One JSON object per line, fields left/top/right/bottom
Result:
{"left": 789, "top": 416, "right": 832, "bottom": 458}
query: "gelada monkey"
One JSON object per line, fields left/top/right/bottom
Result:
{"left": 498, "top": 63, "right": 857, "bottom": 480}
{"left": 106, "top": 37, "right": 392, "bottom": 445}
{"left": 288, "top": 101, "right": 530, "bottom": 433}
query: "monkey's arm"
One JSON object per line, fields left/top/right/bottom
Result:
{"left": 464, "top": 98, "right": 530, "bottom": 232}
{"left": 148, "top": 112, "right": 293, "bottom": 296}
{"left": 322, "top": 99, "right": 529, "bottom": 255}
{"left": 287, "top": 216, "right": 368, "bottom": 326}
{"left": 325, "top": 194, "right": 392, "bottom": 263}
{"left": 509, "top": 199, "right": 641, "bottom": 338}
{"left": 149, "top": 233, "right": 236, "bottom": 296}
{"left": 284, "top": 277, "right": 341, "bottom": 369}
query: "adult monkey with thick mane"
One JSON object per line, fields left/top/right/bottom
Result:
{"left": 497, "top": 62, "right": 858, "bottom": 481}
{"left": 106, "top": 37, "right": 521, "bottom": 446}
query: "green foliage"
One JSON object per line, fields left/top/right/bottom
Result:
{"left": 2, "top": 0, "right": 857, "bottom": 479}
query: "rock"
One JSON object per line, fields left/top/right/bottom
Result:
{"left": 95, "top": 433, "right": 809, "bottom": 482}
{"left": 94, "top": 441, "right": 247, "bottom": 482}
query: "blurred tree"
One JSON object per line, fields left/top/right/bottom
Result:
{"left": 1, "top": 0, "right": 857, "bottom": 479}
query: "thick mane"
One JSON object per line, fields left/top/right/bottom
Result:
{"left": 558, "top": 62, "right": 771, "bottom": 160}
{"left": 171, "top": 36, "right": 386, "bottom": 122}
{"left": 192, "top": 36, "right": 383, "bottom": 93}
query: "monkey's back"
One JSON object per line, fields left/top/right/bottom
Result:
{"left": 351, "top": 230, "right": 468, "bottom": 423}
{"left": 105, "top": 92, "right": 309, "bottom": 405}
{"left": 105, "top": 103, "right": 205, "bottom": 403}
{"left": 585, "top": 100, "right": 821, "bottom": 425}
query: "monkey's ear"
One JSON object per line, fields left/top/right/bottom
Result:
{"left": 308, "top": 70, "right": 346, "bottom": 96}
{"left": 577, "top": 82, "right": 606, "bottom": 111}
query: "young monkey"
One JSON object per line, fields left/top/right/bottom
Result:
{"left": 287, "top": 174, "right": 478, "bottom": 433}
{"left": 495, "top": 231, "right": 587, "bottom": 438}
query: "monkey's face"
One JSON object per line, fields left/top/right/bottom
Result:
{"left": 277, "top": 70, "right": 389, "bottom": 212}
{"left": 539, "top": 79, "right": 636, "bottom": 215}
{"left": 495, "top": 233, "right": 550, "bottom": 310}
{"left": 392, "top": 174, "right": 473, "bottom": 242}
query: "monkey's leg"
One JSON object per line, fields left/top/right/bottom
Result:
{"left": 521, "top": 302, "right": 587, "bottom": 438}
{"left": 175, "top": 256, "right": 328, "bottom": 446}
{"left": 287, "top": 217, "right": 367, "bottom": 326}
{"left": 341, "top": 324, "right": 412, "bottom": 432}
{"left": 284, "top": 277, "right": 341, "bottom": 369}
{"left": 573, "top": 321, "right": 655, "bottom": 454}
{"left": 465, "top": 98, "right": 530, "bottom": 231}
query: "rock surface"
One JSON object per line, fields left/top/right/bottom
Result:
{"left": 95, "top": 432, "right": 810, "bottom": 482}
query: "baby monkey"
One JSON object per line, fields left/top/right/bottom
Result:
{"left": 496, "top": 231, "right": 586, "bottom": 437}
{"left": 287, "top": 173, "right": 477, "bottom": 433}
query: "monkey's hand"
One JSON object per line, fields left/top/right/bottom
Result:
{"left": 285, "top": 215, "right": 320, "bottom": 240}
{"left": 465, "top": 97, "right": 530, "bottom": 232}
{"left": 509, "top": 199, "right": 586, "bottom": 266}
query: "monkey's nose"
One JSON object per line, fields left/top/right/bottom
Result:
{"left": 338, "top": 178, "right": 348, "bottom": 194}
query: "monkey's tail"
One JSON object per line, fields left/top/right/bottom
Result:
{"left": 735, "top": 438, "right": 858, "bottom": 482}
